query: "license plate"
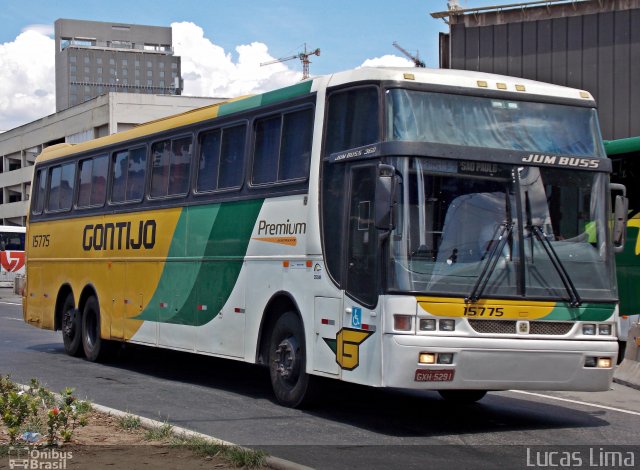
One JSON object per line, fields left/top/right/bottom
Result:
{"left": 414, "top": 369, "right": 455, "bottom": 382}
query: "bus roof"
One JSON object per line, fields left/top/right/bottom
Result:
{"left": 327, "top": 67, "right": 595, "bottom": 102}
{"left": 36, "top": 67, "right": 596, "bottom": 164}
{"left": 35, "top": 80, "right": 314, "bottom": 164}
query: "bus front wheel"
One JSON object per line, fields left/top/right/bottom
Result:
{"left": 61, "top": 294, "right": 83, "bottom": 357}
{"left": 269, "top": 311, "right": 311, "bottom": 408}
{"left": 81, "top": 296, "right": 110, "bottom": 362}
{"left": 438, "top": 390, "right": 487, "bottom": 403}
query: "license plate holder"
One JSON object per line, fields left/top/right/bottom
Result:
{"left": 414, "top": 368, "right": 455, "bottom": 382}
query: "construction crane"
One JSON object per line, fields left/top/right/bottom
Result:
{"left": 392, "top": 41, "right": 425, "bottom": 68}
{"left": 260, "top": 44, "right": 320, "bottom": 80}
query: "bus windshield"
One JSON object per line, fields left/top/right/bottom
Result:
{"left": 386, "top": 89, "right": 605, "bottom": 157}
{"left": 387, "top": 157, "right": 616, "bottom": 302}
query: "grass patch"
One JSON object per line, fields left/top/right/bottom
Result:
{"left": 144, "top": 421, "right": 173, "bottom": 441}
{"left": 171, "top": 435, "right": 267, "bottom": 468}
{"left": 117, "top": 414, "right": 141, "bottom": 431}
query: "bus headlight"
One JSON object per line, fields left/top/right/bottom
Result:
{"left": 419, "top": 319, "right": 436, "bottom": 331}
{"left": 439, "top": 319, "right": 456, "bottom": 331}
{"left": 582, "top": 324, "right": 596, "bottom": 335}
{"left": 598, "top": 324, "right": 612, "bottom": 335}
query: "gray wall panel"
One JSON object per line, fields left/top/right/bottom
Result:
{"left": 479, "top": 27, "right": 494, "bottom": 72}
{"left": 597, "top": 12, "right": 614, "bottom": 139}
{"left": 465, "top": 27, "right": 480, "bottom": 70}
{"left": 536, "top": 19, "right": 552, "bottom": 83}
{"left": 551, "top": 18, "right": 567, "bottom": 85}
{"left": 566, "top": 16, "right": 583, "bottom": 88}
{"left": 494, "top": 24, "right": 508, "bottom": 75}
{"left": 613, "top": 10, "right": 631, "bottom": 139}
{"left": 507, "top": 22, "right": 523, "bottom": 77}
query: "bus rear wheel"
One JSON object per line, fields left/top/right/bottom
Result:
{"left": 269, "top": 311, "right": 312, "bottom": 408}
{"left": 438, "top": 390, "right": 487, "bottom": 403}
{"left": 61, "top": 294, "right": 83, "bottom": 357}
{"left": 81, "top": 296, "right": 110, "bottom": 362}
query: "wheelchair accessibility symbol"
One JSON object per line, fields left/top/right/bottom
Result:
{"left": 351, "top": 307, "right": 362, "bottom": 328}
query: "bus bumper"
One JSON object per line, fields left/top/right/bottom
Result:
{"left": 383, "top": 335, "right": 617, "bottom": 391}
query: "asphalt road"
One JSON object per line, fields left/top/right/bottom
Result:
{"left": 1, "top": 289, "right": 639, "bottom": 469}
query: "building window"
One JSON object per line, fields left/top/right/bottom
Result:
{"left": 122, "top": 59, "right": 128, "bottom": 66}
{"left": 97, "top": 58, "right": 102, "bottom": 65}
{"left": 69, "top": 65, "right": 77, "bottom": 73}
{"left": 84, "top": 57, "right": 90, "bottom": 64}
{"left": 69, "top": 56, "right": 76, "bottom": 63}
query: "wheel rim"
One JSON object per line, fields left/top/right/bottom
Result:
{"left": 273, "top": 335, "right": 300, "bottom": 386}
{"left": 62, "top": 309, "right": 76, "bottom": 338}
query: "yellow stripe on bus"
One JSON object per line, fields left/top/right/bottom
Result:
{"left": 416, "top": 296, "right": 556, "bottom": 320}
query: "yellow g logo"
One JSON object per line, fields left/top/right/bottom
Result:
{"left": 324, "top": 328, "right": 373, "bottom": 370}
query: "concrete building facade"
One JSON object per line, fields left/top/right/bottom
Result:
{"left": 0, "top": 93, "right": 224, "bottom": 226}
{"left": 55, "top": 18, "right": 183, "bottom": 112}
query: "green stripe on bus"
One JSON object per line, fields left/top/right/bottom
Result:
{"left": 135, "top": 199, "right": 264, "bottom": 326}
{"left": 543, "top": 303, "right": 615, "bottom": 321}
{"left": 218, "top": 81, "right": 313, "bottom": 117}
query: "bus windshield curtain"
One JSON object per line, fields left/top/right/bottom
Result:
{"left": 387, "top": 89, "right": 601, "bottom": 157}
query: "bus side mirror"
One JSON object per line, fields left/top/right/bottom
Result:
{"left": 375, "top": 164, "right": 397, "bottom": 231}
{"left": 611, "top": 183, "right": 628, "bottom": 253}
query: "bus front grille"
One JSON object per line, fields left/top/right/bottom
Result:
{"left": 468, "top": 320, "right": 574, "bottom": 335}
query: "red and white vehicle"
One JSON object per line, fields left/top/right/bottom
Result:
{"left": 0, "top": 225, "right": 26, "bottom": 287}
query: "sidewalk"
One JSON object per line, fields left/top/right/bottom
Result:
{"left": 0, "top": 286, "right": 21, "bottom": 303}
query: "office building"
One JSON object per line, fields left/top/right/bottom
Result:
{"left": 55, "top": 18, "right": 183, "bottom": 112}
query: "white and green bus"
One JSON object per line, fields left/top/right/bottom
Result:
{"left": 24, "top": 67, "right": 626, "bottom": 407}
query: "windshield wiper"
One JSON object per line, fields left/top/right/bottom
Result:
{"left": 530, "top": 225, "right": 582, "bottom": 307}
{"left": 465, "top": 222, "right": 513, "bottom": 304}
{"left": 523, "top": 191, "right": 582, "bottom": 307}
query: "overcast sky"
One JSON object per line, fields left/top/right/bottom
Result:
{"left": 0, "top": 0, "right": 503, "bottom": 131}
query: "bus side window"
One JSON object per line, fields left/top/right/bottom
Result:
{"left": 77, "top": 154, "right": 108, "bottom": 208}
{"left": 280, "top": 108, "right": 313, "bottom": 181}
{"left": 47, "top": 163, "right": 75, "bottom": 212}
{"left": 32, "top": 169, "right": 47, "bottom": 215}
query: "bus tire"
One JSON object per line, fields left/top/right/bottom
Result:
{"left": 269, "top": 311, "right": 312, "bottom": 408}
{"left": 438, "top": 390, "right": 487, "bottom": 403}
{"left": 81, "top": 296, "right": 110, "bottom": 362}
{"left": 61, "top": 294, "right": 83, "bottom": 357}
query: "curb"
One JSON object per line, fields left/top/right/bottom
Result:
{"left": 90, "top": 402, "right": 314, "bottom": 470}
{"left": 18, "top": 384, "right": 312, "bottom": 470}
